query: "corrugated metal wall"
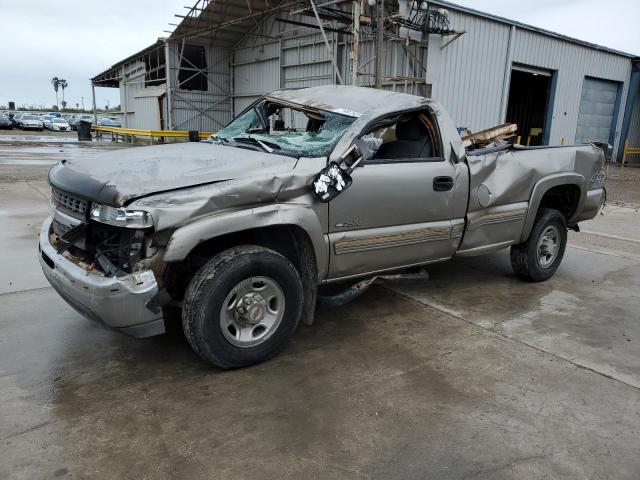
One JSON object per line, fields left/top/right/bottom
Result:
{"left": 626, "top": 90, "right": 640, "bottom": 153}
{"left": 229, "top": 13, "right": 428, "bottom": 118}
{"left": 281, "top": 32, "right": 337, "bottom": 89}
{"left": 233, "top": 39, "right": 281, "bottom": 114}
{"left": 166, "top": 39, "right": 233, "bottom": 131}
{"left": 119, "top": 61, "right": 163, "bottom": 130}
{"left": 231, "top": 15, "right": 340, "bottom": 117}
{"left": 425, "top": 8, "right": 632, "bottom": 155}
{"left": 426, "top": 13, "right": 511, "bottom": 132}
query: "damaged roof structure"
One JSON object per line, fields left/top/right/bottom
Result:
{"left": 91, "top": 0, "right": 640, "bottom": 162}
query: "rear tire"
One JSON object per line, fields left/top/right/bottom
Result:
{"left": 510, "top": 208, "right": 567, "bottom": 282}
{"left": 182, "top": 245, "right": 304, "bottom": 369}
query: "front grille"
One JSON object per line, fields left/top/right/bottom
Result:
{"left": 52, "top": 219, "right": 72, "bottom": 237}
{"left": 52, "top": 188, "right": 88, "bottom": 217}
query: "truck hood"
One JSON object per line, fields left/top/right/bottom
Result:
{"left": 48, "top": 142, "right": 299, "bottom": 206}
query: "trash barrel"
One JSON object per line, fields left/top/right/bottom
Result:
{"left": 77, "top": 120, "right": 92, "bottom": 141}
{"left": 188, "top": 130, "right": 200, "bottom": 142}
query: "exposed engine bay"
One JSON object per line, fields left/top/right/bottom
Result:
{"left": 51, "top": 187, "right": 150, "bottom": 277}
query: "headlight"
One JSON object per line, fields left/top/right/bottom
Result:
{"left": 90, "top": 204, "right": 153, "bottom": 228}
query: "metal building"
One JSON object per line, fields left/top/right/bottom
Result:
{"left": 91, "top": 0, "right": 640, "bottom": 162}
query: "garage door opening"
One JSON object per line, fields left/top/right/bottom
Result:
{"left": 506, "top": 66, "right": 554, "bottom": 146}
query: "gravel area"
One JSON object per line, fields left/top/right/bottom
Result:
{"left": 605, "top": 165, "right": 640, "bottom": 209}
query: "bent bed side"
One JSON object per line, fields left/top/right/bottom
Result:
{"left": 457, "top": 144, "right": 605, "bottom": 256}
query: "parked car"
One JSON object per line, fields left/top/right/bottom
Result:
{"left": 11, "top": 113, "right": 23, "bottom": 127}
{"left": 97, "top": 116, "right": 122, "bottom": 127}
{"left": 50, "top": 117, "right": 71, "bottom": 132}
{"left": 18, "top": 114, "right": 43, "bottom": 130}
{"left": 47, "top": 112, "right": 62, "bottom": 118}
{"left": 69, "top": 114, "right": 94, "bottom": 131}
{"left": 41, "top": 115, "right": 55, "bottom": 129}
{"left": 0, "top": 114, "right": 13, "bottom": 129}
{"left": 40, "top": 86, "right": 607, "bottom": 369}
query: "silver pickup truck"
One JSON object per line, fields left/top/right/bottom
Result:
{"left": 40, "top": 86, "right": 607, "bottom": 368}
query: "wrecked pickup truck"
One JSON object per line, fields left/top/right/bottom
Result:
{"left": 40, "top": 85, "right": 607, "bottom": 368}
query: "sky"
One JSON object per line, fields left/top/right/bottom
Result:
{"left": 1, "top": 0, "right": 638, "bottom": 110}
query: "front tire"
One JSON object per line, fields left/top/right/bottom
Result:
{"left": 182, "top": 245, "right": 304, "bottom": 369}
{"left": 510, "top": 208, "right": 567, "bottom": 282}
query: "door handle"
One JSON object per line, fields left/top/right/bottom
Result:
{"left": 433, "top": 176, "right": 454, "bottom": 192}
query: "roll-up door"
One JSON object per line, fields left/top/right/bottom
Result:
{"left": 575, "top": 77, "right": 621, "bottom": 144}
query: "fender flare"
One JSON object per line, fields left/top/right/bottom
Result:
{"left": 162, "top": 203, "right": 329, "bottom": 278}
{"left": 521, "top": 173, "right": 586, "bottom": 242}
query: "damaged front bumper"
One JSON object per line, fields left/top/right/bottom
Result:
{"left": 38, "top": 217, "right": 165, "bottom": 337}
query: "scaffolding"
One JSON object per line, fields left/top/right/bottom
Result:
{"left": 91, "top": 0, "right": 463, "bottom": 132}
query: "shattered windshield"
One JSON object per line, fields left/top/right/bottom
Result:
{"left": 214, "top": 100, "right": 357, "bottom": 158}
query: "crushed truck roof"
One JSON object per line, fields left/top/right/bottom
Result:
{"left": 266, "top": 85, "right": 437, "bottom": 119}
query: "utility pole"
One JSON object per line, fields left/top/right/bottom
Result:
{"left": 91, "top": 83, "right": 98, "bottom": 124}
{"left": 374, "top": 0, "right": 384, "bottom": 89}
{"left": 80, "top": 96, "right": 85, "bottom": 111}
{"left": 351, "top": 0, "right": 361, "bottom": 85}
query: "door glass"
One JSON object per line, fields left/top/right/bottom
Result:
{"left": 369, "top": 113, "right": 436, "bottom": 160}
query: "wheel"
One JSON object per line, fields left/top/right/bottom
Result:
{"left": 510, "top": 208, "right": 567, "bottom": 282}
{"left": 182, "top": 245, "right": 304, "bottom": 369}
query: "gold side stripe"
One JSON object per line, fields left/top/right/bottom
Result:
{"left": 451, "top": 223, "right": 465, "bottom": 238}
{"left": 335, "top": 226, "right": 451, "bottom": 255}
{"left": 468, "top": 208, "right": 527, "bottom": 231}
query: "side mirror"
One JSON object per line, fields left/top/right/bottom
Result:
{"left": 310, "top": 138, "right": 380, "bottom": 202}
{"left": 311, "top": 162, "right": 353, "bottom": 202}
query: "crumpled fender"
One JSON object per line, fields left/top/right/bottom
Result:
{"left": 521, "top": 172, "right": 586, "bottom": 242}
{"left": 163, "top": 203, "right": 329, "bottom": 278}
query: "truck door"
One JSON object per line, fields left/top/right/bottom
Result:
{"left": 327, "top": 111, "right": 468, "bottom": 280}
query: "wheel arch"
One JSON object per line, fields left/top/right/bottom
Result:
{"left": 164, "top": 204, "right": 326, "bottom": 267}
{"left": 162, "top": 204, "right": 326, "bottom": 325}
{"left": 521, "top": 173, "right": 585, "bottom": 242}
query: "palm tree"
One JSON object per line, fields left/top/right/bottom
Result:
{"left": 59, "top": 79, "right": 68, "bottom": 107}
{"left": 51, "top": 77, "right": 60, "bottom": 109}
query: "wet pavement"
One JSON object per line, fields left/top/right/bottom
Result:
{"left": 0, "top": 132, "right": 128, "bottom": 166}
{"left": 1, "top": 138, "right": 640, "bottom": 479}
{"left": 0, "top": 133, "right": 84, "bottom": 143}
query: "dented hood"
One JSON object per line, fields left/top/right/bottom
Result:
{"left": 48, "top": 142, "right": 298, "bottom": 206}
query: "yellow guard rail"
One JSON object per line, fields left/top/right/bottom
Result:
{"left": 91, "top": 125, "right": 214, "bottom": 144}
{"left": 622, "top": 140, "right": 640, "bottom": 168}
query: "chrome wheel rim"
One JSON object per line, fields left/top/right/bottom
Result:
{"left": 536, "top": 225, "right": 560, "bottom": 268}
{"left": 220, "top": 276, "right": 285, "bottom": 348}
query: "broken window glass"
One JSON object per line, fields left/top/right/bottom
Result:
{"left": 215, "top": 100, "right": 357, "bottom": 158}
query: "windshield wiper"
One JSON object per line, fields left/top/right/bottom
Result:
{"left": 211, "top": 135, "right": 230, "bottom": 144}
{"left": 233, "top": 137, "right": 280, "bottom": 153}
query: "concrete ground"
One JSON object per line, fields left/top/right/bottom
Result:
{"left": 1, "top": 135, "right": 639, "bottom": 479}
